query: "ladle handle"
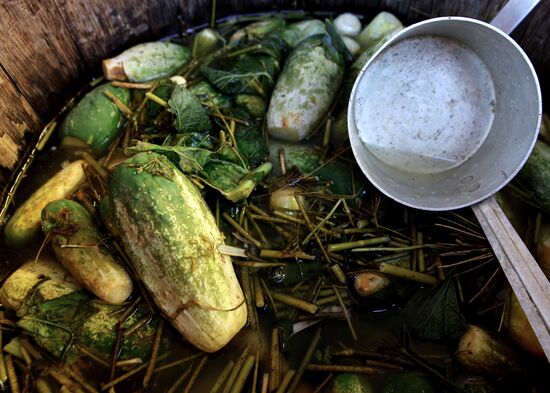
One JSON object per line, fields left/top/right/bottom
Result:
{"left": 490, "top": 0, "right": 540, "bottom": 35}
{"left": 472, "top": 197, "right": 550, "bottom": 361}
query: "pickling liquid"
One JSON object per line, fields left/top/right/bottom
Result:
{"left": 354, "top": 35, "right": 496, "bottom": 174}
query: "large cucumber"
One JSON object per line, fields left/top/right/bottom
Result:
{"left": 109, "top": 151, "right": 247, "bottom": 352}
{"left": 267, "top": 33, "right": 345, "bottom": 141}
{"left": 4, "top": 160, "right": 86, "bottom": 248}
{"left": 41, "top": 199, "right": 133, "bottom": 304}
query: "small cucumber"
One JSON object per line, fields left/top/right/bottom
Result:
{"left": 0, "top": 254, "right": 81, "bottom": 312}
{"left": 4, "top": 160, "right": 86, "bottom": 248}
{"left": 102, "top": 42, "right": 191, "bottom": 82}
{"left": 59, "top": 83, "right": 130, "bottom": 156}
{"left": 41, "top": 199, "right": 133, "bottom": 304}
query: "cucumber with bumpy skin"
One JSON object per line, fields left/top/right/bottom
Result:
{"left": 102, "top": 42, "right": 191, "bottom": 82}
{"left": 0, "top": 255, "right": 81, "bottom": 312}
{"left": 4, "top": 160, "right": 86, "bottom": 248}
{"left": 109, "top": 151, "right": 247, "bottom": 352}
{"left": 41, "top": 199, "right": 133, "bottom": 304}
{"left": 267, "top": 33, "right": 345, "bottom": 142}
{"left": 60, "top": 83, "right": 130, "bottom": 156}
{"left": 516, "top": 140, "right": 550, "bottom": 215}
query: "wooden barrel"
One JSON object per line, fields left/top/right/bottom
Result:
{"left": 0, "top": 0, "right": 549, "bottom": 196}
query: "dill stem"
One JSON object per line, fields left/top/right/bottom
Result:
{"left": 352, "top": 244, "right": 437, "bottom": 252}
{"left": 260, "top": 249, "right": 315, "bottom": 260}
{"left": 379, "top": 263, "right": 438, "bottom": 285}
{"left": 275, "top": 370, "right": 295, "bottom": 393}
{"left": 223, "top": 346, "right": 250, "bottom": 393}
{"left": 4, "top": 355, "right": 18, "bottom": 393}
{"left": 312, "top": 373, "right": 333, "bottom": 393}
{"left": 183, "top": 355, "right": 208, "bottom": 393}
{"left": 229, "top": 355, "right": 255, "bottom": 393}
{"left": 145, "top": 92, "right": 169, "bottom": 107}
{"left": 223, "top": 212, "right": 262, "bottom": 248}
{"left": 302, "top": 199, "right": 342, "bottom": 245}
{"left": 154, "top": 353, "right": 202, "bottom": 373}
{"left": 306, "top": 364, "right": 377, "bottom": 374}
{"left": 271, "top": 292, "right": 318, "bottom": 314}
{"left": 253, "top": 273, "right": 265, "bottom": 308}
{"left": 210, "top": 360, "right": 235, "bottom": 393}
{"left": 417, "top": 232, "right": 426, "bottom": 272}
{"left": 333, "top": 285, "right": 357, "bottom": 341}
{"left": 270, "top": 328, "right": 281, "bottom": 392}
{"left": 143, "top": 320, "right": 164, "bottom": 387}
{"left": 166, "top": 366, "right": 192, "bottom": 393}
{"left": 328, "top": 236, "right": 391, "bottom": 252}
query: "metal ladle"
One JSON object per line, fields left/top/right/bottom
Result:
{"left": 348, "top": 0, "right": 550, "bottom": 360}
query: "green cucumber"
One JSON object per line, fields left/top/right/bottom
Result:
{"left": 60, "top": 83, "right": 130, "bottom": 156}
{"left": 230, "top": 18, "right": 286, "bottom": 43}
{"left": 17, "top": 291, "right": 159, "bottom": 362}
{"left": 102, "top": 42, "right": 191, "bottom": 82}
{"left": 383, "top": 372, "right": 437, "bottom": 393}
{"left": 330, "top": 373, "right": 373, "bottom": 393}
{"left": 109, "top": 151, "right": 247, "bottom": 352}
{"left": 41, "top": 199, "right": 133, "bottom": 304}
{"left": 516, "top": 140, "right": 550, "bottom": 215}
{"left": 0, "top": 254, "right": 81, "bottom": 312}
{"left": 281, "top": 19, "right": 326, "bottom": 47}
{"left": 267, "top": 33, "right": 345, "bottom": 141}
{"left": 4, "top": 160, "right": 86, "bottom": 248}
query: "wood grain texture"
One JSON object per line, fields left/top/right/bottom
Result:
{"left": 54, "top": 0, "right": 153, "bottom": 68}
{"left": 0, "top": 0, "right": 85, "bottom": 118}
{"left": 0, "top": 66, "right": 42, "bottom": 187}
{"left": 148, "top": 0, "right": 181, "bottom": 35}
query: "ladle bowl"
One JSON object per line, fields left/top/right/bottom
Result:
{"left": 348, "top": 12, "right": 550, "bottom": 360}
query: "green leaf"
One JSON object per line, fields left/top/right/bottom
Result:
{"left": 200, "top": 37, "right": 287, "bottom": 97}
{"left": 129, "top": 141, "right": 271, "bottom": 202}
{"left": 168, "top": 84, "right": 212, "bottom": 133}
{"left": 214, "top": 108, "right": 268, "bottom": 167}
{"left": 403, "top": 276, "right": 467, "bottom": 341}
